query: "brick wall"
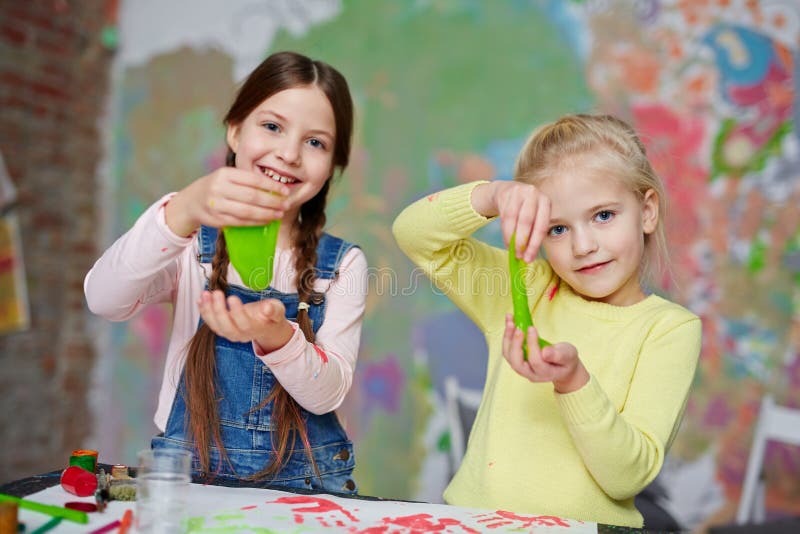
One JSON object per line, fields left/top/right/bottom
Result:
{"left": 0, "top": 0, "right": 116, "bottom": 482}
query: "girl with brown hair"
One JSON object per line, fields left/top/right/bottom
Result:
{"left": 85, "top": 51, "right": 366, "bottom": 493}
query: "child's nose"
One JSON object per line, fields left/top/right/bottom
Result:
{"left": 276, "top": 138, "right": 301, "bottom": 165}
{"left": 571, "top": 228, "right": 598, "bottom": 256}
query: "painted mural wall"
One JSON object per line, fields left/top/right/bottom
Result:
{"left": 92, "top": 0, "right": 800, "bottom": 528}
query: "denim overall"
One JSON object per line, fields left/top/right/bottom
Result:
{"left": 151, "top": 226, "right": 358, "bottom": 494}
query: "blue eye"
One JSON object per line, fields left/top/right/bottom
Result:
{"left": 263, "top": 122, "right": 279, "bottom": 132}
{"left": 308, "top": 138, "right": 325, "bottom": 149}
{"left": 548, "top": 225, "right": 567, "bottom": 237}
{"left": 595, "top": 210, "right": 614, "bottom": 222}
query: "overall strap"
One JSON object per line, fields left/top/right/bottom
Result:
{"left": 314, "top": 233, "right": 358, "bottom": 280}
{"left": 197, "top": 225, "right": 219, "bottom": 264}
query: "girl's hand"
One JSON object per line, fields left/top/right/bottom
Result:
{"left": 198, "top": 290, "right": 294, "bottom": 352}
{"left": 165, "top": 167, "right": 291, "bottom": 237}
{"left": 501, "top": 314, "right": 589, "bottom": 393}
{"left": 472, "top": 181, "right": 550, "bottom": 263}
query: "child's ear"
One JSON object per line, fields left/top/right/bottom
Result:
{"left": 642, "top": 188, "right": 659, "bottom": 235}
{"left": 226, "top": 123, "right": 240, "bottom": 154}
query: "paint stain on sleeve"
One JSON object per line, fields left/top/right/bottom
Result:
{"left": 547, "top": 283, "right": 559, "bottom": 301}
{"left": 312, "top": 344, "right": 329, "bottom": 363}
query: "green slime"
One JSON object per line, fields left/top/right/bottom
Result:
{"left": 508, "top": 233, "right": 551, "bottom": 361}
{"left": 223, "top": 221, "right": 281, "bottom": 290}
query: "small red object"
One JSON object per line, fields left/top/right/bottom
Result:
{"left": 60, "top": 466, "right": 98, "bottom": 497}
{"left": 65, "top": 501, "right": 98, "bottom": 512}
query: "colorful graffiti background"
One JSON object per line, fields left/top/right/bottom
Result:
{"left": 99, "top": 0, "right": 799, "bottom": 526}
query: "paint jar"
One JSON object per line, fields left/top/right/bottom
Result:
{"left": 68, "top": 449, "right": 98, "bottom": 472}
{"left": 60, "top": 465, "right": 98, "bottom": 497}
{"left": 0, "top": 502, "right": 17, "bottom": 533}
{"left": 136, "top": 448, "right": 191, "bottom": 533}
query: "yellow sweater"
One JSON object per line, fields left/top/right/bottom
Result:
{"left": 392, "top": 182, "right": 701, "bottom": 527}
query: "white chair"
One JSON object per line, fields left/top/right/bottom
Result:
{"left": 444, "top": 375, "right": 483, "bottom": 472}
{"left": 736, "top": 395, "right": 800, "bottom": 524}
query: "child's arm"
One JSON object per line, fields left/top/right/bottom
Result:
{"left": 393, "top": 181, "right": 547, "bottom": 333}
{"left": 556, "top": 317, "right": 702, "bottom": 500}
{"left": 197, "top": 247, "right": 368, "bottom": 414}
{"left": 84, "top": 194, "right": 191, "bottom": 320}
{"left": 257, "top": 247, "right": 368, "bottom": 413}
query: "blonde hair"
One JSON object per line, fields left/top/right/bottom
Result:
{"left": 513, "top": 113, "right": 668, "bottom": 285}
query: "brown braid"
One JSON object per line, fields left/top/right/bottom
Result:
{"left": 247, "top": 179, "right": 331, "bottom": 481}
{"left": 183, "top": 231, "right": 232, "bottom": 475}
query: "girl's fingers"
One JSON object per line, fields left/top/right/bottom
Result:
{"left": 512, "top": 196, "right": 536, "bottom": 259}
{"left": 500, "top": 203, "right": 519, "bottom": 248}
{"left": 524, "top": 327, "right": 551, "bottom": 378}
{"left": 501, "top": 314, "right": 516, "bottom": 355}
{"left": 204, "top": 290, "right": 245, "bottom": 340}
{"left": 226, "top": 295, "right": 253, "bottom": 333}
{"left": 524, "top": 195, "right": 550, "bottom": 263}
{"left": 206, "top": 193, "right": 286, "bottom": 226}
{"left": 247, "top": 299, "right": 280, "bottom": 324}
{"left": 225, "top": 168, "right": 290, "bottom": 197}
{"left": 503, "top": 314, "right": 541, "bottom": 382}
{"left": 204, "top": 169, "right": 291, "bottom": 226}
{"left": 264, "top": 299, "right": 285, "bottom": 321}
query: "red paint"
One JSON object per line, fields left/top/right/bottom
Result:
{"left": 312, "top": 344, "right": 329, "bottom": 363}
{"left": 240, "top": 505, "right": 257, "bottom": 510}
{"left": 268, "top": 496, "right": 359, "bottom": 523}
{"left": 426, "top": 193, "right": 439, "bottom": 202}
{"left": 475, "top": 510, "right": 571, "bottom": 528}
{"left": 161, "top": 247, "right": 168, "bottom": 252}
{"left": 0, "top": 256, "right": 15, "bottom": 273}
{"left": 548, "top": 283, "right": 558, "bottom": 301}
{"left": 359, "top": 513, "right": 480, "bottom": 534}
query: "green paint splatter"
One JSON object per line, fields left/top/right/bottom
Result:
{"left": 100, "top": 25, "right": 118, "bottom": 49}
{"left": 710, "top": 119, "right": 791, "bottom": 180}
{"left": 747, "top": 236, "right": 767, "bottom": 274}
{"left": 437, "top": 430, "right": 451, "bottom": 452}
{"left": 186, "top": 516, "right": 205, "bottom": 531}
{"left": 212, "top": 512, "right": 246, "bottom": 521}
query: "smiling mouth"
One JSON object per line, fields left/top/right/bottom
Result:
{"left": 258, "top": 165, "right": 299, "bottom": 184}
{"left": 577, "top": 261, "right": 611, "bottom": 274}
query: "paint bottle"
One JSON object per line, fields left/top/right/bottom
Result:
{"left": 68, "top": 449, "right": 98, "bottom": 473}
{"left": 60, "top": 466, "right": 98, "bottom": 497}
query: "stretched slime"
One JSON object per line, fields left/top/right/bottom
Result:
{"left": 223, "top": 220, "right": 281, "bottom": 290}
{"left": 508, "top": 233, "right": 551, "bottom": 360}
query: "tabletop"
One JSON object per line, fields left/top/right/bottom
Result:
{"left": 0, "top": 466, "right": 649, "bottom": 533}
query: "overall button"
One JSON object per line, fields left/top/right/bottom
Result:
{"left": 304, "top": 477, "right": 312, "bottom": 485}
{"left": 333, "top": 448, "right": 349, "bottom": 461}
{"left": 343, "top": 479, "right": 356, "bottom": 491}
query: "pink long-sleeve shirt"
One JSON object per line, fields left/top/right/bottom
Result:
{"left": 84, "top": 194, "right": 368, "bottom": 432}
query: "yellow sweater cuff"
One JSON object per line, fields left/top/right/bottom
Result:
{"left": 438, "top": 181, "right": 494, "bottom": 232}
{"left": 555, "top": 375, "right": 611, "bottom": 426}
